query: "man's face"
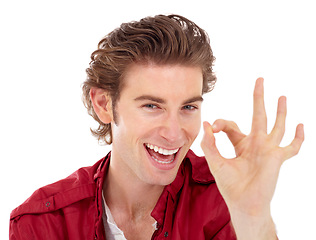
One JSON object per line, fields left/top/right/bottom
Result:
{"left": 110, "top": 63, "right": 203, "bottom": 186}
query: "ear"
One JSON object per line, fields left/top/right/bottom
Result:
{"left": 90, "top": 88, "right": 114, "bottom": 124}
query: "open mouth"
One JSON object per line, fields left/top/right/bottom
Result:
{"left": 145, "top": 143, "right": 179, "bottom": 164}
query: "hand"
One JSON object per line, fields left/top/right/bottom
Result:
{"left": 201, "top": 78, "right": 304, "bottom": 237}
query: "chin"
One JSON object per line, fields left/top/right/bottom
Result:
{"left": 143, "top": 147, "right": 188, "bottom": 186}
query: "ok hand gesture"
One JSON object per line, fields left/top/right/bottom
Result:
{"left": 201, "top": 78, "right": 304, "bottom": 239}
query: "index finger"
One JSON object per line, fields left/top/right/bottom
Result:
{"left": 212, "top": 119, "right": 246, "bottom": 147}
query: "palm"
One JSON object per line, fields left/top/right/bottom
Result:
{"left": 201, "top": 78, "right": 304, "bottom": 215}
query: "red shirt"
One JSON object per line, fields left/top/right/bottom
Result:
{"left": 10, "top": 150, "right": 237, "bottom": 239}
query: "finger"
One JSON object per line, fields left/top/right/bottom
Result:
{"left": 281, "top": 124, "right": 304, "bottom": 161}
{"left": 252, "top": 78, "right": 267, "bottom": 133}
{"left": 212, "top": 119, "right": 246, "bottom": 147}
{"left": 270, "top": 96, "right": 287, "bottom": 144}
{"left": 201, "top": 121, "right": 225, "bottom": 171}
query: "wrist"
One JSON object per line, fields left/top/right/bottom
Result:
{"left": 229, "top": 207, "right": 277, "bottom": 240}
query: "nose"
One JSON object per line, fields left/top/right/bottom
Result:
{"left": 159, "top": 112, "right": 184, "bottom": 143}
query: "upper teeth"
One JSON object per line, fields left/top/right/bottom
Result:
{"left": 146, "top": 143, "right": 179, "bottom": 156}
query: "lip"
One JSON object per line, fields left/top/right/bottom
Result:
{"left": 144, "top": 144, "right": 181, "bottom": 171}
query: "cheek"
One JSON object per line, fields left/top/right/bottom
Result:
{"left": 184, "top": 113, "right": 202, "bottom": 138}
{"left": 190, "top": 120, "right": 202, "bottom": 140}
{"left": 112, "top": 111, "right": 150, "bottom": 143}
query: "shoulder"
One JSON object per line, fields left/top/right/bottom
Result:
{"left": 9, "top": 156, "right": 109, "bottom": 239}
{"left": 10, "top": 157, "right": 106, "bottom": 220}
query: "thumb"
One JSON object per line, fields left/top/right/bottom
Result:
{"left": 201, "top": 121, "right": 224, "bottom": 170}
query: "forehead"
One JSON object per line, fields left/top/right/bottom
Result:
{"left": 120, "top": 63, "right": 203, "bottom": 101}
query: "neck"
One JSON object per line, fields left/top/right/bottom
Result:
{"left": 103, "top": 155, "right": 164, "bottom": 221}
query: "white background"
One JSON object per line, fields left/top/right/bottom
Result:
{"left": 1, "top": 0, "right": 315, "bottom": 239}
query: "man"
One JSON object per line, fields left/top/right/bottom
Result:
{"left": 10, "top": 14, "right": 304, "bottom": 240}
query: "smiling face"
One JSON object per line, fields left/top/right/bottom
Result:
{"left": 110, "top": 63, "right": 203, "bottom": 186}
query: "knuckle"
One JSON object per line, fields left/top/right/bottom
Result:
{"left": 292, "top": 146, "right": 300, "bottom": 156}
{"left": 229, "top": 121, "right": 238, "bottom": 128}
{"left": 289, "top": 144, "right": 300, "bottom": 156}
{"left": 275, "top": 125, "right": 285, "bottom": 136}
{"left": 214, "top": 118, "right": 224, "bottom": 125}
{"left": 228, "top": 120, "right": 241, "bottom": 132}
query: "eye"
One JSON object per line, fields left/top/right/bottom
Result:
{"left": 141, "top": 103, "right": 161, "bottom": 112}
{"left": 144, "top": 104, "right": 158, "bottom": 109}
{"left": 182, "top": 105, "right": 198, "bottom": 111}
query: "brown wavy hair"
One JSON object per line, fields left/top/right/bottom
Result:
{"left": 82, "top": 14, "right": 216, "bottom": 144}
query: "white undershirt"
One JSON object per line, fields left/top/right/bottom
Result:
{"left": 102, "top": 192, "right": 127, "bottom": 240}
{"left": 102, "top": 191, "right": 157, "bottom": 240}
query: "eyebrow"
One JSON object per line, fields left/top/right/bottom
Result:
{"left": 134, "top": 95, "right": 204, "bottom": 104}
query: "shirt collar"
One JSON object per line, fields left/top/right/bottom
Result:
{"left": 93, "top": 152, "right": 111, "bottom": 181}
{"left": 151, "top": 149, "right": 215, "bottom": 225}
{"left": 94, "top": 150, "right": 215, "bottom": 225}
{"left": 186, "top": 149, "right": 215, "bottom": 184}
{"left": 166, "top": 149, "right": 215, "bottom": 198}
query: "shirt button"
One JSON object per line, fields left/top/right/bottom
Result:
{"left": 45, "top": 201, "right": 51, "bottom": 207}
{"left": 164, "top": 231, "right": 169, "bottom": 237}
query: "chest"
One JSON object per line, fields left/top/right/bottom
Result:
{"left": 117, "top": 219, "right": 156, "bottom": 240}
